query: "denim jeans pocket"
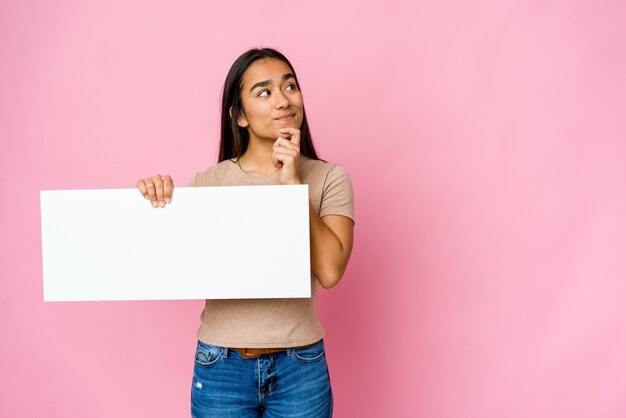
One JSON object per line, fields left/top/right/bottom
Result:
{"left": 194, "top": 340, "right": 224, "bottom": 368}
{"left": 290, "top": 339, "right": 325, "bottom": 363}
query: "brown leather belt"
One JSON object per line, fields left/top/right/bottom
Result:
{"left": 231, "top": 340, "right": 320, "bottom": 359}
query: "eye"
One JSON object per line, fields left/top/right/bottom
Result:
{"left": 257, "top": 83, "right": 296, "bottom": 97}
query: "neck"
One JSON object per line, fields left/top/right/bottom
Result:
{"left": 238, "top": 134, "right": 279, "bottom": 176}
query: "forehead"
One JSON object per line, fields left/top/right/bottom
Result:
{"left": 242, "top": 58, "right": 293, "bottom": 86}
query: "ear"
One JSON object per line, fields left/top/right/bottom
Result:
{"left": 230, "top": 106, "right": 248, "bottom": 128}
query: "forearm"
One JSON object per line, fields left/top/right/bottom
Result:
{"left": 308, "top": 200, "right": 344, "bottom": 288}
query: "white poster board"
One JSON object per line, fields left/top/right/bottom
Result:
{"left": 40, "top": 185, "right": 311, "bottom": 301}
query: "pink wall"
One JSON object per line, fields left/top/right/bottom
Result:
{"left": 2, "top": 0, "right": 625, "bottom": 416}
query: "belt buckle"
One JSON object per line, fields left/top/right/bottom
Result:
{"left": 243, "top": 348, "right": 261, "bottom": 358}
{"left": 240, "top": 348, "right": 267, "bottom": 359}
{"left": 239, "top": 347, "right": 283, "bottom": 359}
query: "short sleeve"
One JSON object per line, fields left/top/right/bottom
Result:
{"left": 185, "top": 172, "right": 197, "bottom": 187}
{"left": 319, "top": 163, "right": 355, "bottom": 225}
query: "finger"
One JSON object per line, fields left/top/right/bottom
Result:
{"left": 152, "top": 175, "right": 165, "bottom": 207}
{"left": 277, "top": 127, "right": 294, "bottom": 139}
{"left": 273, "top": 150, "right": 297, "bottom": 167}
{"left": 144, "top": 179, "right": 158, "bottom": 207}
{"left": 162, "top": 175, "right": 174, "bottom": 203}
{"left": 273, "top": 137, "right": 299, "bottom": 152}
{"left": 279, "top": 127, "right": 301, "bottom": 146}
{"left": 272, "top": 147, "right": 296, "bottom": 167}
{"left": 272, "top": 149, "right": 283, "bottom": 168}
{"left": 136, "top": 179, "right": 149, "bottom": 200}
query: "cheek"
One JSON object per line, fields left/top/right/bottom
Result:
{"left": 245, "top": 104, "right": 270, "bottom": 123}
{"left": 292, "top": 93, "right": 304, "bottom": 106}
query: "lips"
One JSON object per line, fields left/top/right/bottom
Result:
{"left": 275, "top": 113, "right": 295, "bottom": 120}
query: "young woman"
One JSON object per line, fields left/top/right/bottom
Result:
{"left": 136, "top": 47, "right": 355, "bottom": 417}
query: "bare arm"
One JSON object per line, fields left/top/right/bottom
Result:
{"left": 308, "top": 200, "right": 354, "bottom": 289}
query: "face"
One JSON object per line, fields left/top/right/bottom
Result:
{"left": 233, "top": 58, "right": 304, "bottom": 141}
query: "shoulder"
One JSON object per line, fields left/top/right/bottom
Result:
{"left": 303, "top": 157, "right": 352, "bottom": 187}
{"left": 301, "top": 156, "right": 351, "bottom": 184}
{"left": 185, "top": 159, "right": 238, "bottom": 187}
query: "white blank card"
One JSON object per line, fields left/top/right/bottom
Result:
{"left": 40, "top": 185, "right": 311, "bottom": 301}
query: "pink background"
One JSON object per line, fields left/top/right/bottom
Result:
{"left": 2, "top": 0, "right": 625, "bottom": 417}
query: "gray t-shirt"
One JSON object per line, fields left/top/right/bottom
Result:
{"left": 186, "top": 154, "right": 355, "bottom": 348}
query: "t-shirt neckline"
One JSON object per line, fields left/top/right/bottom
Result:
{"left": 230, "top": 155, "right": 309, "bottom": 184}
{"left": 230, "top": 158, "right": 280, "bottom": 184}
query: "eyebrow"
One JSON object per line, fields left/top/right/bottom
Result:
{"left": 249, "top": 73, "right": 296, "bottom": 93}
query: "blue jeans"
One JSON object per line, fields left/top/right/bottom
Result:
{"left": 191, "top": 338, "right": 333, "bottom": 417}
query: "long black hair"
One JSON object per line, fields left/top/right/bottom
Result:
{"left": 218, "top": 47, "right": 324, "bottom": 163}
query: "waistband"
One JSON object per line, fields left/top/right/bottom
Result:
{"left": 229, "top": 339, "right": 321, "bottom": 359}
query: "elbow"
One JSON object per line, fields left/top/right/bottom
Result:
{"left": 319, "top": 277, "right": 339, "bottom": 289}
{"left": 318, "top": 268, "right": 344, "bottom": 289}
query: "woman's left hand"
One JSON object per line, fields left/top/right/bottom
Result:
{"left": 272, "top": 127, "right": 302, "bottom": 185}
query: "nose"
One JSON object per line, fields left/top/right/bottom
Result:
{"left": 272, "top": 89, "right": 289, "bottom": 109}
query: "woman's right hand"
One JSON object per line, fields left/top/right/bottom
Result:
{"left": 136, "top": 174, "right": 174, "bottom": 208}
